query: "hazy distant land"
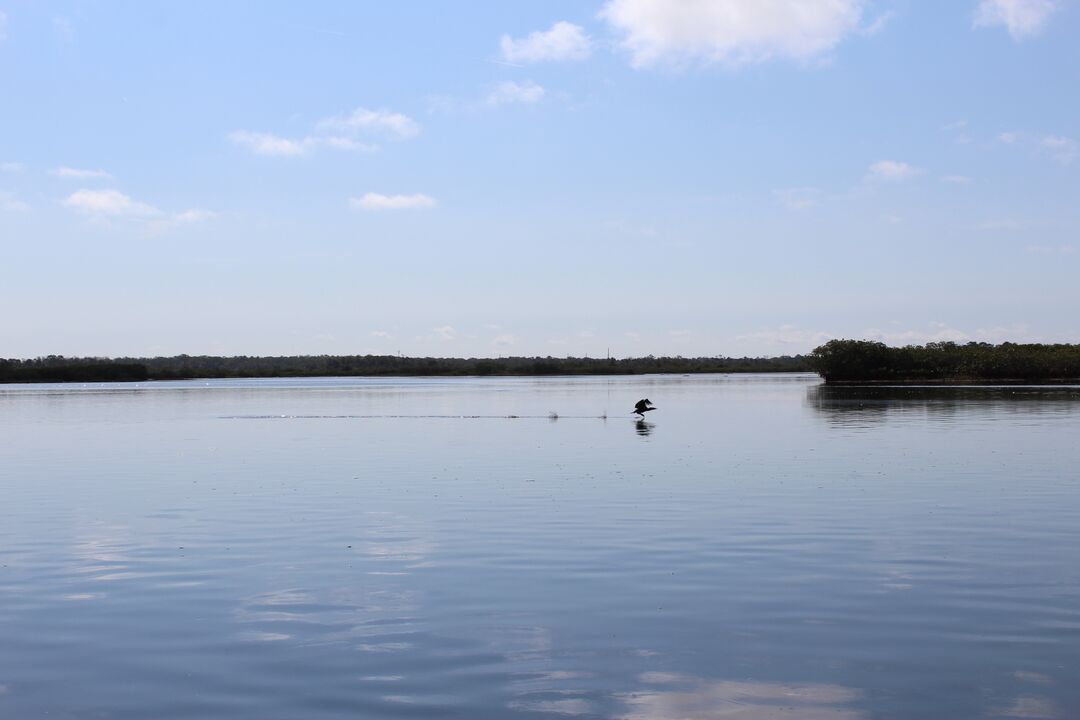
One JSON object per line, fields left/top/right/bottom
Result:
{"left": 5, "top": 341, "right": 1080, "bottom": 384}
{"left": 0, "top": 353, "right": 810, "bottom": 383}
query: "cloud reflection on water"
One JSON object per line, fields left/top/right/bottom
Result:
{"left": 995, "top": 696, "right": 1061, "bottom": 719}
{"left": 617, "top": 672, "right": 866, "bottom": 720}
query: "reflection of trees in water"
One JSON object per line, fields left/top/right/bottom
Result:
{"left": 806, "top": 385, "right": 1080, "bottom": 426}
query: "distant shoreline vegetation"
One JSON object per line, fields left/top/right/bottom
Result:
{"left": 0, "top": 354, "right": 810, "bottom": 384}
{"left": 7, "top": 342, "right": 1080, "bottom": 384}
{"left": 810, "top": 340, "right": 1080, "bottom": 384}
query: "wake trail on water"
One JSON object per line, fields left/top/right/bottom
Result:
{"left": 219, "top": 414, "right": 614, "bottom": 420}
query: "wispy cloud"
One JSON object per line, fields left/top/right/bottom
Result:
{"left": 940, "top": 119, "right": 972, "bottom": 144}
{"left": 63, "top": 189, "right": 159, "bottom": 217}
{"left": 1041, "top": 135, "right": 1077, "bottom": 164}
{"left": 737, "top": 325, "right": 835, "bottom": 349}
{"left": 228, "top": 131, "right": 310, "bottom": 157}
{"left": 1, "top": 161, "right": 21, "bottom": 172}
{"left": 974, "top": 0, "right": 1059, "bottom": 39}
{"left": 228, "top": 130, "right": 376, "bottom": 157}
{"left": 230, "top": 107, "right": 417, "bottom": 157}
{"left": 434, "top": 325, "right": 456, "bottom": 341}
{"left": 492, "top": 334, "right": 516, "bottom": 347}
{"left": 170, "top": 209, "right": 216, "bottom": 224}
{"left": 0, "top": 191, "right": 30, "bottom": 212}
{"left": 775, "top": 186, "right": 821, "bottom": 210}
{"left": 350, "top": 193, "right": 436, "bottom": 211}
{"left": 599, "top": 0, "right": 865, "bottom": 68}
{"left": 486, "top": 80, "right": 545, "bottom": 106}
{"left": 54, "top": 167, "right": 113, "bottom": 180}
{"left": 62, "top": 189, "right": 214, "bottom": 231}
{"left": 864, "top": 322, "right": 1040, "bottom": 346}
{"left": 860, "top": 10, "right": 895, "bottom": 37}
{"left": 866, "top": 160, "right": 920, "bottom": 181}
{"left": 0, "top": 11, "right": 8, "bottom": 42}
{"left": 500, "top": 21, "right": 592, "bottom": 63}
{"left": 997, "top": 131, "right": 1077, "bottom": 164}
{"left": 941, "top": 175, "right": 972, "bottom": 184}
{"left": 147, "top": 208, "right": 217, "bottom": 234}
{"left": 316, "top": 108, "right": 420, "bottom": 138}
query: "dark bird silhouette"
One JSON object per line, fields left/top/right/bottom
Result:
{"left": 633, "top": 398, "right": 655, "bottom": 418}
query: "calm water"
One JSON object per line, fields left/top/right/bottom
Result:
{"left": 2, "top": 374, "right": 1080, "bottom": 719}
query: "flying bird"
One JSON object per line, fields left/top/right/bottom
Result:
{"left": 633, "top": 398, "right": 655, "bottom": 418}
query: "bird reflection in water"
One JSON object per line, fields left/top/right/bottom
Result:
{"left": 635, "top": 420, "right": 654, "bottom": 437}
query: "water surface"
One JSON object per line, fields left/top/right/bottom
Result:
{"left": 2, "top": 374, "right": 1079, "bottom": 719}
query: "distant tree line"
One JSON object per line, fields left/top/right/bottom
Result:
{"left": 810, "top": 340, "right": 1080, "bottom": 383}
{"left": 0, "top": 353, "right": 812, "bottom": 383}
{"left": 0, "top": 357, "right": 149, "bottom": 383}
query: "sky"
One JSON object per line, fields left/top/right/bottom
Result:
{"left": 1, "top": 0, "right": 1078, "bottom": 359}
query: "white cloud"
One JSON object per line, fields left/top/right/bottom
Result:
{"left": 170, "top": 209, "right": 216, "bottom": 224}
{"left": 867, "top": 160, "right": 920, "bottom": 181}
{"left": 736, "top": 325, "right": 835, "bottom": 349}
{"left": 492, "top": 334, "right": 516, "bottom": 347}
{"left": 1, "top": 161, "right": 21, "bottom": 173}
{"left": 228, "top": 131, "right": 378, "bottom": 156}
{"left": 941, "top": 175, "right": 972, "bottom": 184}
{"left": 1041, "top": 135, "right": 1077, "bottom": 164}
{"left": 974, "top": 0, "right": 1059, "bottom": 39}
{"left": 228, "top": 131, "right": 310, "bottom": 157}
{"left": 500, "top": 21, "right": 592, "bottom": 63}
{"left": 434, "top": 325, "right": 456, "bottom": 341}
{"left": 54, "top": 167, "right": 113, "bottom": 180}
{"left": 0, "top": 191, "right": 29, "bottom": 212}
{"left": 997, "top": 131, "right": 1077, "bottom": 164}
{"left": 318, "top": 136, "right": 378, "bottom": 152}
{"left": 0, "top": 11, "right": 7, "bottom": 42}
{"left": 63, "top": 189, "right": 159, "bottom": 217}
{"left": 231, "top": 106, "right": 417, "bottom": 157}
{"left": 598, "top": 0, "right": 865, "bottom": 68}
{"left": 370, "top": 330, "right": 392, "bottom": 338}
{"left": 863, "top": 323, "right": 972, "bottom": 346}
{"left": 486, "top": 80, "right": 545, "bottom": 106}
{"left": 316, "top": 107, "right": 420, "bottom": 138}
{"left": 861, "top": 322, "right": 1040, "bottom": 346}
{"left": 350, "top": 193, "right": 436, "bottom": 211}
{"left": 624, "top": 331, "right": 641, "bottom": 341}
{"left": 62, "top": 189, "right": 214, "bottom": 232}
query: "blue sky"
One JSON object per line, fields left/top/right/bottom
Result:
{"left": 1, "top": 0, "right": 1077, "bottom": 358}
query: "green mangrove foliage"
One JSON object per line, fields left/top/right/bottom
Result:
{"left": 1, "top": 353, "right": 811, "bottom": 383}
{"left": 810, "top": 340, "right": 1080, "bottom": 383}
